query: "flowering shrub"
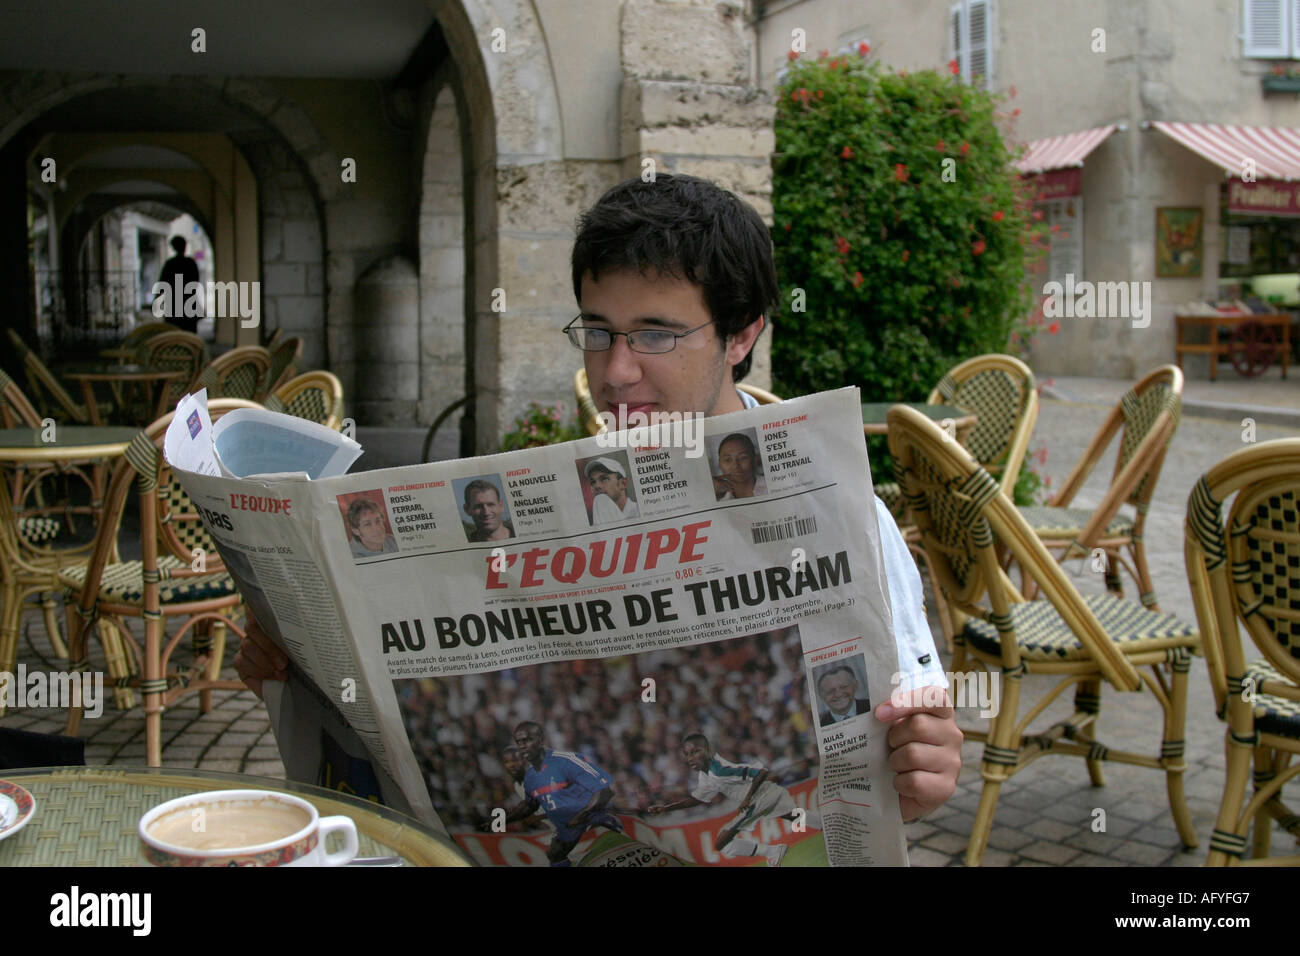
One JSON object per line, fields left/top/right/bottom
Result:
{"left": 500, "top": 401, "right": 585, "bottom": 451}
{"left": 772, "top": 50, "right": 1045, "bottom": 404}
{"left": 1012, "top": 444, "right": 1051, "bottom": 507}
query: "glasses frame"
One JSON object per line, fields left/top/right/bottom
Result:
{"left": 562, "top": 317, "right": 715, "bottom": 354}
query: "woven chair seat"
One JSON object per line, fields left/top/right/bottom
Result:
{"left": 962, "top": 592, "right": 1197, "bottom": 662}
{"left": 17, "top": 516, "right": 61, "bottom": 544}
{"left": 60, "top": 554, "right": 237, "bottom": 606}
{"left": 1245, "top": 658, "right": 1300, "bottom": 738}
{"left": 1018, "top": 504, "right": 1135, "bottom": 539}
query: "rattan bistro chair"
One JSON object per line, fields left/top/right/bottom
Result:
{"left": 573, "top": 368, "right": 779, "bottom": 435}
{"left": 59, "top": 399, "right": 260, "bottom": 765}
{"left": 139, "top": 330, "right": 207, "bottom": 413}
{"left": 1185, "top": 438, "right": 1300, "bottom": 866}
{"left": 5, "top": 329, "right": 109, "bottom": 424}
{"left": 265, "top": 370, "right": 345, "bottom": 430}
{"left": 262, "top": 336, "right": 303, "bottom": 396}
{"left": 193, "top": 345, "right": 272, "bottom": 401}
{"left": 1018, "top": 365, "right": 1183, "bottom": 611}
{"left": 888, "top": 404, "right": 1200, "bottom": 866}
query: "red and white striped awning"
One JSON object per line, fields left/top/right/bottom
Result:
{"left": 1151, "top": 122, "right": 1300, "bottom": 181}
{"left": 1014, "top": 124, "right": 1117, "bottom": 174}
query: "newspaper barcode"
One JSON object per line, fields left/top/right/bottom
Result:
{"left": 751, "top": 516, "right": 818, "bottom": 544}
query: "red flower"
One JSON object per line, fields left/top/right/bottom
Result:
{"left": 948, "top": 59, "right": 960, "bottom": 75}
{"left": 834, "top": 236, "right": 850, "bottom": 256}
{"left": 971, "top": 238, "right": 987, "bottom": 256}
{"left": 1032, "top": 209, "right": 1044, "bottom": 220}
{"left": 819, "top": 49, "right": 830, "bottom": 58}
{"left": 787, "top": 49, "right": 800, "bottom": 62}
{"left": 935, "top": 139, "right": 946, "bottom": 152}
{"left": 784, "top": 222, "right": 792, "bottom": 231}
{"left": 960, "top": 141, "right": 970, "bottom": 156}
{"left": 816, "top": 89, "right": 824, "bottom": 99}
{"left": 1009, "top": 85, "right": 1018, "bottom": 97}
{"left": 858, "top": 41, "right": 870, "bottom": 56}
{"left": 1273, "top": 64, "right": 1286, "bottom": 75}
{"left": 1012, "top": 107, "right": 1021, "bottom": 117}
{"left": 902, "top": 249, "right": 910, "bottom": 263}
{"left": 852, "top": 271, "right": 864, "bottom": 288}
{"left": 841, "top": 145, "right": 853, "bottom": 159}
{"left": 1048, "top": 321, "right": 1060, "bottom": 334}
{"left": 992, "top": 210, "right": 1005, "bottom": 222}
{"left": 894, "top": 163, "right": 909, "bottom": 182}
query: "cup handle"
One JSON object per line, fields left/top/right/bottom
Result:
{"left": 317, "top": 815, "right": 359, "bottom": 866}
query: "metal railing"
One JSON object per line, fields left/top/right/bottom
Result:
{"left": 33, "top": 269, "right": 144, "bottom": 350}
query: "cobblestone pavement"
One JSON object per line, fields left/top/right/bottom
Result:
{"left": 6, "top": 390, "right": 1297, "bottom": 865}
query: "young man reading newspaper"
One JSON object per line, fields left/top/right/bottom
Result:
{"left": 236, "top": 173, "right": 961, "bottom": 827}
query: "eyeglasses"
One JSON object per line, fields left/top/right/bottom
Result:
{"left": 562, "top": 317, "right": 714, "bottom": 354}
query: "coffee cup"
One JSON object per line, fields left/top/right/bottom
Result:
{"left": 139, "top": 789, "right": 359, "bottom": 867}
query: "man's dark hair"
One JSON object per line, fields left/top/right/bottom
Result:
{"left": 170, "top": 236, "right": 187, "bottom": 254}
{"left": 571, "top": 174, "right": 779, "bottom": 381}
{"left": 681, "top": 732, "right": 710, "bottom": 750}
{"left": 346, "top": 496, "right": 382, "bottom": 532}
{"left": 514, "top": 720, "right": 543, "bottom": 738}
{"left": 817, "top": 665, "right": 857, "bottom": 694}
{"left": 719, "top": 433, "right": 757, "bottom": 458}
{"left": 463, "top": 478, "right": 501, "bottom": 507}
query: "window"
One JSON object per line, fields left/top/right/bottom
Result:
{"left": 950, "top": 0, "right": 994, "bottom": 88}
{"left": 1243, "top": 0, "right": 1300, "bottom": 58}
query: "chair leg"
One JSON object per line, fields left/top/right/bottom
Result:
{"left": 1251, "top": 745, "right": 1275, "bottom": 860}
{"left": 1207, "top": 730, "right": 1254, "bottom": 866}
{"left": 63, "top": 605, "right": 94, "bottom": 738}
{"left": 1163, "top": 656, "right": 1197, "bottom": 849}
{"left": 966, "top": 778, "right": 1003, "bottom": 867}
{"left": 144, "top": 613, "right": 163, "bottom": 767}
{"left": 965, "top": 663, "right": 1021, "bottom": 866}
{"left": 201, "top": 618, "right": 228, "bottom": 713}
{"left": 40, "top": 592, "right": 68, "bottom": 660}
{"left": 0, "top": 577, "right": 20, "bottom": 717}
{"left": 1076, "top": 678, "right": 1105, "bottom": 787}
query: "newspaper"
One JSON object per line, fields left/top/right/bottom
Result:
{"left": 165, "top": 387, "right": 910, "bottom": 866}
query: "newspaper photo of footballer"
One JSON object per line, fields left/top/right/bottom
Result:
{"left": 393, "top": 624, "right": 826, "bottom": 866}
{"left": 336, "top": 489, "right": 400, "bottom": 561}
{"left": 811, "top": 654, "right": 871, "bottom": 729}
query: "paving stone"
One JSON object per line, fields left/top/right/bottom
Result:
{"left": 920, "top": 830, "right": 972, "bottom": 855}
{"left": 985, "top": 827, "right": 1036, "bottom": 851}
{"left": 1019, "top": 840, "right": 1082, "bottom": 865}
{"left": 906, "top": 846, "right": 954, "bottom": 868}
{"left": 903, "top": 821, "right": 939, "bottom": 841}
{"left": 1024, "top": 818, "right": 1080, "bottom": 842}
{"left": 1110, "top": 841, "right": 1175, "bottom": 865}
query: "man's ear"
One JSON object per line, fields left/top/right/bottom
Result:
{"left": 724, "top": 315, "right": 765, "bottom": 368}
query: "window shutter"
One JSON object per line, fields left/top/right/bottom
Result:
{"left": 1244, "top": 0, "right": 1288, "bottom": 58}
{"left": 1293, "top": 0, "right": 1300, "bottom": 55}
{"left": 968, "top": 0, "right": 993, "bottom": 88}
{"left": 950, "top": 3, "right": 962, "bottom": 65}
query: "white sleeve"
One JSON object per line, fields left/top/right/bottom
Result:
{"left": 873, "top": 496, "right": 948, "bottom": 695}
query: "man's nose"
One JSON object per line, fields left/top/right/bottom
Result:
{"left": 601, "top": 334, "right": 643, "bottom": 388}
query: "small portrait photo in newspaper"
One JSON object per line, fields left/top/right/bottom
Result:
{"left": 811, "top": 654, "right": 871, "bottom": 729}
{"left": 454, "top": 474, "right": 515, "bottom": 543}
{"left": 336, "top": 489, "right": 400, "bottom": 561}
{"left": 576, "top": 452, "right": 638, "bottom": 527}
{"left": 706, "top": 428, "right": 767, "bottom": 502}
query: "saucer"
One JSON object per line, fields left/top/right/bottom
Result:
{"left": 0, "top": 780, "right": 36, "bottom": 841}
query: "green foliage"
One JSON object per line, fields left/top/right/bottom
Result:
{"left": 1011, "top": 445, "right": 1051, "bottom": 506}
{"left": 771, "top": 52, "right": 1044, "bottom": 405}
{"left": 500, "top": 401, "right": 585, "bottom": 451}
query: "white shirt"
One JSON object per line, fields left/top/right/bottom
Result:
{"left": 591, "top": 492, "right": 639, "bottom": 524}
{"left": 737, "top": 388, "right": 946, "bottom": 694}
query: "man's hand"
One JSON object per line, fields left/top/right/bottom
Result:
{"left": 233, "top": 605, "right": 288, "bottom": 700}
{"left": 875, "top": 686, "right": 962, "bottom": 822}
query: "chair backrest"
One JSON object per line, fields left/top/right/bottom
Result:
{"left": 140, "top": 331, "right": 208, "bottom": 409}
{"left": 926, "top": 353, "right": 1038, "bottom": 499}
{"left": 1051, "top": 365, "right": 1183, "bottom": 550}
{"left": 195, "top": 345, "right": 272, "bottom": 401}
{"left": 266, "top": 370, "right": 344, "bottom": 430}
{"left": 6, "top": 328, "right": 86, "bottom": 422}
{"left": 0, "top": 368, "right": 42, "bottom": 428}
{"left": 72, "top": 399, "right": 261, "bottom": 622}
{"left": 574, "top": 368, "right": 782, "bottom": 436}
{"left": 263, "top": 337, "right": 303, "bottom": 396}
{"left": 120, "top": 321, "right": 175, "bottom": 351}
{"left": 1185, "top": 438, "right": 1300, "bottom": 720}
{"left": 888, "top": 404, "right": 1141, "bottom": 690}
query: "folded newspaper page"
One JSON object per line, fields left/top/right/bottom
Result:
{"left": 165, "top": 386, "right": 911, "bottom": 866}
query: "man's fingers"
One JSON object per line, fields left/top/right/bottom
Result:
{"left": 886, "top": 712, "right": 964, "bottom": 751}
{"left": 244, "top": 608, "right": 288, "bottom": 670}
{"left": 888, "top": 739, "right": 958, "bottom": 775}
{"left": 876, "top": 685, "right": 954, "bottom": 721}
